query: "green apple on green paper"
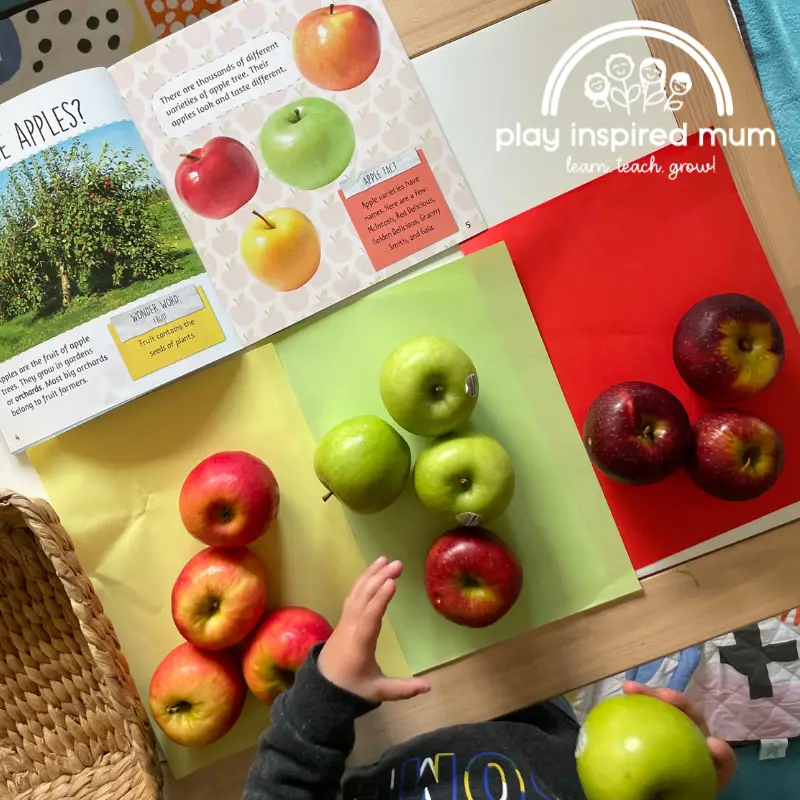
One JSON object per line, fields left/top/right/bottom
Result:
{"left": 577, "top": 694, "right": 716, "bottom": 800}
{"left": 314, "top": 415, "right": 410, "bottom": 514}
{"left": 413, "top": 433, "right": 515, "bottom": 525}
{"left": 380, "top": 336, "right": 479, "bottom": 437}
{"left": 259, "top": 97, "right": 356, "bottom": 190}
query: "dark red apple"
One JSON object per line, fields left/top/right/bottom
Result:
{"left": 175, "top": 136, "right": 259, "bottom": 219}
{"left": 583, "top": 381, "right": 691, "bottom": 485}
{"left": 292, "top": 4, "right": 381, "bottom": 91}
{"left": 673, "top": 293, "right": 785, "bottom": 401}
{"left": 424, "top": 527, "right": 522, "bottom": 628}
{"left": 689, "top": 410, "right": 784, "bottom": 501}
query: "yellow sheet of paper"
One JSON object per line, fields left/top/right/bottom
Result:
{"left": 29, "top": 345, "right": 408, "bottom": 779}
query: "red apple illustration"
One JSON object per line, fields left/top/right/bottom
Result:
{"left": 175, "top": 136, "right": 259, "bottom": 219}
{"left": 292, "top": 4, "right": 381, "bottom": 91}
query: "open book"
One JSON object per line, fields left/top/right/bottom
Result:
{"left": 0, "top": 0, "right": 485, "bottom": 453}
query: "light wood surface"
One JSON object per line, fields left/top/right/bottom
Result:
{"left": 165, "top": 0, "right": 800, "bottom": 795}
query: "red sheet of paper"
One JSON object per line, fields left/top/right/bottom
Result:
{"left": 463, "top": 136, "right": 800, "bottom": 570}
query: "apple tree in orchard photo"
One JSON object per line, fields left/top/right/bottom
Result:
{"left": 0, "top": 140, "right": 176, "bottom": 322}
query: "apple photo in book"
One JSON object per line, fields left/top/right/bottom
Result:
{"left": 0, "top": 119, "right": 203, "bottom": 363}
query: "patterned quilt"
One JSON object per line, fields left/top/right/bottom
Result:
{"left": 571, "top": 609, "right": 800, "bottom": 743}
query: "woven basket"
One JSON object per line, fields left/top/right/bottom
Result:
{"left": 0, "top": 491, "right": 162, "bottom": 800}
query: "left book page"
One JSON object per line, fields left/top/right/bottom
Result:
{"left": 0, "top": 69, "right": 242, "bottom": 453}
{"left": 109, "top": 0, "right": 487, "bottom": 346}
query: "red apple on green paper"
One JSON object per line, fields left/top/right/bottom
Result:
{"left": 259, "top": 98, "right": 355, "bottom": 190}
{"left": 413, "top": 433, "right": 515, "bottom": 526}
{"left": 292, "top": 4, "right": 381, "bottom": 91}
{"left": 380, "top": 336, "right": 479, "bottom": 437}
{"left": 424, "top": 527, "right": 522, "bottom": 627}
{"left": 577, "top": 694, "right": 716, "bottom": 800}
{"left": 171, "top": 547, "right": 268, "bottom": 650}
{"left": 240, "top": 208, "right": 321, "bottom": 292}
{"left": 689, "top": 410, "right": 784, "bottom": 501}
{"left": 149, "top": 643, "right": 246, "bottom": 747}
{"left": 242, "top": 606, "right": 333, "bottom": 705}
{"left": 673, "top": 293, "right": 785, "bottom": 402}
{"left": 179, "top": 451, "right": 280, "bottom": 547}
{"left": 175, "top": 136, "right": 259, "bottom": 219}
{"left": 583, "top": 381, "right": 691, "bottom": 485}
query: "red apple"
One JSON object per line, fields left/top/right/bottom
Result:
{"left": 175, "top": 136, "right": 259, "bottom": 219}
{"left": 689, "top": 410, "right": 784, "bottom": 501}
{"left": 149, "top": 643, "right": 246, "bottom": 747}
{"left": 171, "top": 547, "right": 268, "bottom": 650}
{"left": 179, "top": 451, "right": 279, "bottom": 547}
{"left": 583, "top": 381, "right": 691, "bottom": 485}
{"left": 673, "top": 293, "right": 785, "bottom": 401}
{"left": 424, "top": 527, "right": 522, "bottom": 628}
{"left": 292, "top": 4, "right": 381, "bottom": 91}
{"left": 242, "top": 606, "right": 333, "bottom": 705}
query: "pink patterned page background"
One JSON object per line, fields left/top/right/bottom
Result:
{"left": 108, "top": 0, "right": 485, "bottom": 345}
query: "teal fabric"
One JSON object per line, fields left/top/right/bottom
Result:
{"left": 737, "top": 0, "right": 800, "bottom": 192}
{"left": 0, "top": 1, "right": 25, "bottom": 15}
{"left": 721, "top": 742, "right": 800, "bottom": 799}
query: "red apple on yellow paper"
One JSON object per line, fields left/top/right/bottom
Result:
{"left": 240, "top": 209, "right": 321, "bottom": 292}
{"left": 242, "top": 606, "right": 333, "bottom": 705}
{"left": 149, "top": 643, "right": 246, "bottom": 747}
{"left": 292, "top": 4, "right": 381, "bottom": 91}
{"left": 179, "top": 451, "right": 280, "bottom": 547}
{"left": 171, "top": 547, "right": 268, "bottom": 650}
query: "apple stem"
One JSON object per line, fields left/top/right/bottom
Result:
{"left": 322, "top": 490, "right": 334, "bottom": 502}
{"left": 329, "top": 3, "right": 334, "bottom": 13}
{"left": 252, "top": 210, "right": 274, "bottom": 229}
{"left": 293, "top": 108, "right": 301, "bottom": 124}
{"left": 179, "top": 153, "right": 200, "bottom": 161}
{"left": 742, "top": 457, "right": 752, "bottom": 471}
{"left": 642, "top": 425, "right": 652, "bottom": 439}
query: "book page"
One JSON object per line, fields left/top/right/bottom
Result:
{"left": 0, "top": 69, "right": 241, "bottom": 452}
{"left": 109, "top": 0, "right": 486, "bottom": 346}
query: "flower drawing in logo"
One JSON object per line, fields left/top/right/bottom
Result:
{"left": 586, "top": 56, "right": 693, "bottom": 115}
{"left": 604, "top": 53, "right": 640, "bottom": 112}
{"left": 584, "top": 72, "right": 611, "bottom": 111}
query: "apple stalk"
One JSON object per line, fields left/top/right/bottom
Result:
{"left": 252, "top": 210, "right": 275, "bottom": 230}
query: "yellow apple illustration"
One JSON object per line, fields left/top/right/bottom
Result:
{"left": 240, "top": 208, "right": 321, "bottom": 292}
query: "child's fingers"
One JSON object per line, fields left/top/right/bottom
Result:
{"left": 355, "top": 559, "right": 402, "bottom": 607}
{"left": 708, "top": 737, "right": 737, "bottom": 791}
{"left": 358, "top": 578, "right": 397, "bottom": 645}
{"left": 623, "top": 682, "right": 708, "bottom": 734}
{"left": 376, "top": 676, "right": 431, "bottom": 702}
{"left": 350, "top": 556, "right": 388, "bottom": 598}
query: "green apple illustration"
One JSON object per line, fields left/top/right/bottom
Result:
{"left": 314, "top": 415, "right": 410, "bottom": 514}
{"left": 380, "top": 336, "right": 479, "bottom": 437}
{"left": 259, "top": 97, "right": 356, "bottom": 190}
{"left": 577, "top": 694, "right": 716, "bottom": 800}
{"left": 413, "top": 433, "right": 515, "bottom": 525}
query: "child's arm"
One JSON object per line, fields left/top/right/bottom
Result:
{"left": 243, "top": 557, "right": 430, "bottom": 799}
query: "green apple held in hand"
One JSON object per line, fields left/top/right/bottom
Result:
{"left": 260, "top": 98, "right": 355, "bottom": 190}
{"left": 414, "top": 433, "right": 515, "bottom": 525}
{"left": 380, "top": 336, "right": 479, "bottom": 437}
{"left": 315, "top": 415, "right": 410, "bottom": 514}
{"left": 577, "top": 694, "right": 717, "bottom": 800}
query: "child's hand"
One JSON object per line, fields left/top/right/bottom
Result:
{"left": 622, "top": 682, "right": 736, "bottom": 792}
{"left": 318, "top": 557, "right": 431, "bottom": 704}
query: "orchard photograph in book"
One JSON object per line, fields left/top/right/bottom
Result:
{"left": 0, "top": 120, "right": 203, "bottom": 361}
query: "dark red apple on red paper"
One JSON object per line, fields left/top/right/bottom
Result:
{"left": 583, "top": 381, "right": 692, "bottom": 485}
{"left": 673, "top": 293, "right": 785, "bottom": 402}
{"left": 424, "top": 527, "right": 522, "bottom": 628}
{"left": 175, "top": 136, "right": 259, "bottom": 219}
{"left": 149, "top": 643, "right": 246, "bottom": 747}
{"left": 242, "top": 606, "right": 333, "bottom": 705}
{"left": 292, "top": 4, "right": 381, "bottom": 91}
{"left": 171, "top": 546, "right": 268, "bottom": 650}
{"left": 179, "top": 451, "right": 280, "bottom": 548}
{"left": 689, "top": 410, "right": 784, "bottom": 501}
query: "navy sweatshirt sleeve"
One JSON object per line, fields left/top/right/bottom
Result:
{"left": 243, "top": 643, "right": 377, "bottom": 800}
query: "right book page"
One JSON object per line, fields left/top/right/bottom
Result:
{"left": 109, "top": 0, "right": 485, "bottom": 346}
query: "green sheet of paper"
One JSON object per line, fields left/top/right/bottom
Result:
{"left": 276, "top": 243, "right": 640, "bottom": 674}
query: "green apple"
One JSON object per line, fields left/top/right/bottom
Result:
{"left": 413, "top": 433, "right": 514, "bottom": 525}
{"left": 259, "top": 97, "right": 355, "bottom": 190}
{"left": 314, "top": 415, "right": 410, "bottom": 514}
{"left": 577, "top": 694, "right": 716, "bottom": 800}
{"left": 380, "top": 336, "right": 479, "bottom": 437}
